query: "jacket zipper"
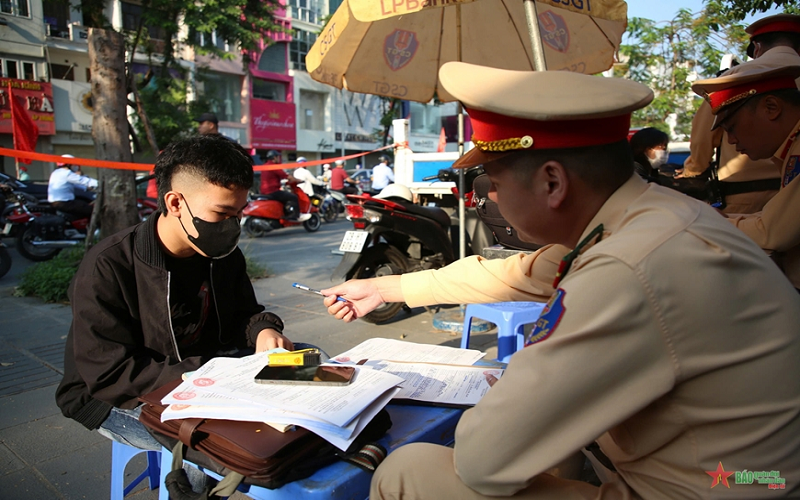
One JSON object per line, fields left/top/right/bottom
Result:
{"left": 209, "top": 260, "right": 227, "bottom": 345}
{"left": 165, "top": 271, "right": 183, "bottom": 362}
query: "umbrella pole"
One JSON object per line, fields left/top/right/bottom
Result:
{"left": 456, "top": 4, "right": 466, "bottom": 261}
{"left": 523, "top": 0, "right": 547, "bottom": 71}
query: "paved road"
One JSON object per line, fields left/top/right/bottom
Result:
{"left": 0, "top": 218, "right": 499, "bottom": 499}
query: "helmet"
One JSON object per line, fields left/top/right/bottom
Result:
{"left": 335, "top": 159, "right": 345, "bottom": 166}
{"left": 323, "top": 163, "right": 331, "bottom": 171}
{"left": 57, "top": 154, "right": 75, "bottom": 167}
{"left": 296, "top": 156, "right": 307, "bottom": 163}
{"left": 375, "top": 184, "right": 412, "bottom": 203}
{"left": 378, "top": 155, "right": 390, "bottom": 164}
{"left": 265, "top": 150, "right": 281, "bottom": 160}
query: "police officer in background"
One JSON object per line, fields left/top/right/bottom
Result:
{"left": 678, "top": 14, "right": 800, "bottom": 214}
{"left": 48, "top": 154, "right": 98, "bottom": 219}
{"left": 693, "top": 56, "right": 800, "bottom": 292}
{"left": 322, "top": 63, "right": 800, "bottom": 498}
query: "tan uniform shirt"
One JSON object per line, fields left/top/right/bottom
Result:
{"left": 729, "top": 118, "right": 800, "bottom": 288}
{"left": 402, "top": 176, "right": 800, "bottom": 498}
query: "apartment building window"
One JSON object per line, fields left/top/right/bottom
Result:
{"left": 198, "top": 72, "right": 242, "bottom": 122}
{"left": 288, "top": 0, "right": 322, "bottom": 25}
{"left": 51, "top": 63, "right": 75, "bottom": 81}
{"left": 121, "top": 1, "right": 166, "bottom": 40}
{"left": 289, "top": 30, "right": 317, "bottom": 72}
{"left": 410, "top": 101, "right": 441, "bottom": 135}
{"left": 43, "top": 0, "right": 70, "bottom": 38}
{"left": 1, "top": 0, "right": 30, "bottom": 17}
{"left": 258, "top": 43, "right": 287, "bottom": 74}
{"left": 252, "top": 79, "right": 286, "bottom": 102}
{"left": 300, "top": 90, "right": 324, "bottom": 130}
{"left": 1, "top": 59, "right": 35, "bottom": 81}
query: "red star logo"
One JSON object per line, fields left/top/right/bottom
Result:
{"left": 706, "top": 462, "right": 734, "bottom": 488}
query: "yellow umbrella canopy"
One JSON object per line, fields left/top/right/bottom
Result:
{"left": 306, "top": 0, "right": 628, "bottom": 103}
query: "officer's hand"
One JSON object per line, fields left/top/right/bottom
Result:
{"left": 321, "top": 280, "right": 385, "bottom": 323}
{"left": 256, "top": 328, "right": 294, "bottom": 352}
{"left": 484, "top": 370, "right": 501, "bottom": 387}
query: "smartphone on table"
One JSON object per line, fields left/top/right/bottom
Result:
{"left": 254, "top": 365, "right": 356, "bottom": 386}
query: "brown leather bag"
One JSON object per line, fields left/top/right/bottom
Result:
{"left": 139, "top": 380, "right": 391, "bottom": 497}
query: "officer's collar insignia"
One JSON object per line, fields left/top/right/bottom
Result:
{"left": 552, "top": 224, "right": 604, "bottom": 288}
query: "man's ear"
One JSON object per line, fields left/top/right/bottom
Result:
{"left": 164, "top": 191, "right": 183, "bottom": 217}
{"left": 761, "top": 95, "right": 783, "bottom": 121}
{"left": 540, "top": 161, "right": 569, "bottom": 209}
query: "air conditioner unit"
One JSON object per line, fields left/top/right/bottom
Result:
{"left": 69, "top": 24, "right": 89, "bottom": 42}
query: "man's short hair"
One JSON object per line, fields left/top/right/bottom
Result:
{"left": 154, "top": 135, "right": 254, "bottom": 215}
{"left": 753, "top": 31, "right": 800, "bottom": 53}
{"left": 505, "top": 140, "right": 634, "bottom": 195}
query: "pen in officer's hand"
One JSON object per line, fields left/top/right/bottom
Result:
{"left": 292, "top": 283, "right": 348, "bottom": 302}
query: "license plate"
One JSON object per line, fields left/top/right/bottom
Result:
{"left": 339, "top": 230, "right": 369, "bottom": 253}
{"left": 2, "top": 223, "right": 11, "bottom": 235}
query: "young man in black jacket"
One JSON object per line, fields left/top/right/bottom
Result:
{"left": 56, "top": 135, "right": 294, "bottom": 449}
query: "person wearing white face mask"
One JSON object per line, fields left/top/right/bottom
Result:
{"left": 630, "top": 127, "right": 669, "bottom": 184}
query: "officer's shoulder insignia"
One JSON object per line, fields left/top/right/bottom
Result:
{"left": 525, "top": 289, "right": 566, "bottom": 346}
{"left": 783, "top": 156, "right": 800, "bottom": 187}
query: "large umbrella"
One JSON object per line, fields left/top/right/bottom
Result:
{"left": 307, "top": 0, "right": 627, "bottom": 259}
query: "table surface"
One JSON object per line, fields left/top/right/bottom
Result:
{"left": 158, "top": 403, "right": 464, "bottom": 500}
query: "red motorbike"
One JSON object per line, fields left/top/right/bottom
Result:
{"left": 241, "top": 181, "right": 322, "bottom": 237}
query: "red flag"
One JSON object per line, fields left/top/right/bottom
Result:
{"left": 9, "top": 83, "right": 39, "bottom": 165}
{"left": 437, "top": 127, "right": 446, "bottom": 153}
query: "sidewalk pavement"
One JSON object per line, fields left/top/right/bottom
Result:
{"left": 0, "top": 243, "right": 500, "bottom": 499}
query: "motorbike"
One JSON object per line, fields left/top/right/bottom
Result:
{"left": 0, "top": 184, "right": 15, "bottom": 278}
{"left": 331, "top": 166, "right": 491, "bottom": 323}
{"left": 241, "top": 181, "right": 322, "bottom": 237}
{"left": 315, "top": 185, "right": 347, "bottom": 223}
{"left": 0, "top": 239, "right": 10, "bottom": 279}
{"left": 6, "top": 192, "right": 95, "bottom": 261}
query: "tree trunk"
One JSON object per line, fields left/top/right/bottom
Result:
{"left": 88, "top": 28, "right": 139, "bottom": 238}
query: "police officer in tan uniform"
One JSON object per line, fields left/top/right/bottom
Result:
{"left": 693, "top": 58, "right": 800, "bottom": 291}
{"left": 679, "top": 14, "right": 800, "bottom": 214}
{"left": 322, "top": 63, "right": 800, "bottom": 499}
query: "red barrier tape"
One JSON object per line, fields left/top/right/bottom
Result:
{"left": 0, "top": 142, "right": 408, "bottom": 173}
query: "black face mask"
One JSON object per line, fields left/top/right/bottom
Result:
{"left": 178, "top": 195, "right": 241, "bottom": 259}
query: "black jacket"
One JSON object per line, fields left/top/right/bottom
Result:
{"left": 55, "top": 215, "right": 283, "bottom": 430}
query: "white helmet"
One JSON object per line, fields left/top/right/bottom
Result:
{"left": 375, "top": 184, "right": 413, "bottom": 202}
{"left": 296, "top": 156, "right": 307, "bottom": 163}
{"left": 335, "top": 159, "right": 344, "bottom": 166}
{"left": 323, "top": 163, "right": 331, "bottom": 171}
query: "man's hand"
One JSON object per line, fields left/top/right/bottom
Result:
{"left": 255, "top": 328, "right": 294, "bottom": 352}
{"left": 321, "top": 279, "right": 386, "bottom": 322}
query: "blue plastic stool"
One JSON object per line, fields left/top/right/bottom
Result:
{"left": 462, "top": 302, "right": 547, "bottom": 363}
{"left": 110, "top": 440, "right": 161, "bottom": 499}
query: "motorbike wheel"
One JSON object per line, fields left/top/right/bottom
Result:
{"left": 16, "top": 226, "right": 60, "bottom": 261}
{"left": 303, "top": 213, "right": 322, "bottom": 232}
{"left": 322, "top": 202, "right": 338, "bottom": 223}
{"left": 244, "top": 217, "right": 268, "bottom": 238}
{"left": 0, "top": 245, "right": 11, "bottom": 279}
{"left": 352, "top": 245, "right": 409, "bottom": 324}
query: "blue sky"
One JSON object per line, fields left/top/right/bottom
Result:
{"left": 626, "top": 0, "right": 784, "bottom": 23}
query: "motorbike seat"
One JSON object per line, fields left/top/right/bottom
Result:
{"left": 251, "top": 194, "right": 276, "bottom": 201}
{"left": 398, "top": 202, "right": 451, "bottom": 228}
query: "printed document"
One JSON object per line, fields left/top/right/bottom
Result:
{"left": 331, "top": 338, "right": 485, "bottom": 365}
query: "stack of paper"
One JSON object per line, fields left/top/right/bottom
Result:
{"left": 160, "top": 339, "right": 504, "bottom": 450}
{"left": 161, "top": 351, "right": 403, "bottom": 450}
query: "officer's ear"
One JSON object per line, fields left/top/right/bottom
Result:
{"left": 761, "top": 95, "right": 784, "bottom": 122}
{"left": 539, "top": 161, "right": 569, "bottom": 209}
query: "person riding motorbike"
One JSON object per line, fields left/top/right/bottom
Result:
{"left": 259, "top": 150, "right": 299, "bottom": 219}
{"left": 330, "top": 160, "right": 358, "bottom": 195}
{"left": 292, "top": 157, "right": 326, "bottom": 197}
{"left": 48, "top": 154, "right": 98, "bottom": 219}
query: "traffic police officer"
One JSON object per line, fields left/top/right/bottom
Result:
{"left": 323, "top": 63, "right": 800, "bottom": 499}
{"left": 693, "top": 56, "right": 800, "bottom": 291}
{"left": 679, "top": 14, "right": 800, "bottom": 214}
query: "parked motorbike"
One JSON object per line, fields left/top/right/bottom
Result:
{"left": 241, "top": 181, "right": 322, "bottom": 237}
{"left": 331, "top": 167, "right": 490, "bottom": 323}
{"left": 0, "top": 184, "right": 15, "bottom": 278}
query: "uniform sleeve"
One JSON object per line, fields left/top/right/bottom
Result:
{"left": 400, "top": 244, "right": 568, "bottom": 306}
{"left": 452, "top": 256, "right": 676, "bottom": 496}
{"left": 72, "top": 251, "right": 201, "bottom": 408}
{"left": 682, "top": 101, "right": 721, "bottom": 177}
{"left": 727, "top": 178, "right": 800, "bottom": 252}
{"left": 67, "top": 171, "right": 99, "bottom": 189}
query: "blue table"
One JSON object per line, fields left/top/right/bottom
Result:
{"left": 158, "top": 403, "right": 463, "bottom": 499}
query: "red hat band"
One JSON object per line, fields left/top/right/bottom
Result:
{"left": 751, "top": 20, "right": 800, "bottom": 37}
{"left": 706, "top": 77, "right": 797, "bottom": 113}
{"left": 467, "top": 107, "right": 632, "bottom": 152}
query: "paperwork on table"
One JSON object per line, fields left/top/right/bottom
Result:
{"left": 331, "top": 338, "right": 486, "bottom": 365}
